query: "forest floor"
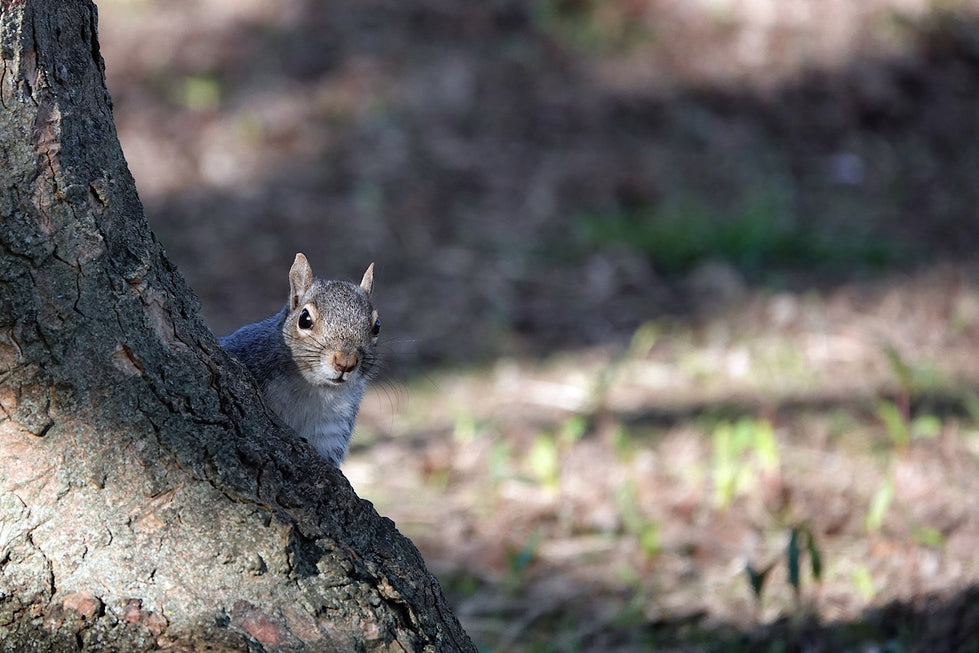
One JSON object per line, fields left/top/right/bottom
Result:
{"left": 96, "top": 0, "right": 979, "bottom": 650}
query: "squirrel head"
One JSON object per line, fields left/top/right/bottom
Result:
{"left": 284, "top": 253, "right": 379, "bottom": 388}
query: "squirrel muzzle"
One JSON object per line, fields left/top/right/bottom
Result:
{"left": 332, "top": 351, "right": 359, "bottom": 376}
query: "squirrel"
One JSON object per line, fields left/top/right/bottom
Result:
{"left": 219, "top": 253, "right": 380, "bottom": 467}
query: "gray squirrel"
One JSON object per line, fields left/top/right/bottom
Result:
{"left": 220, "top": 253, "right": 380, "bottom": 466}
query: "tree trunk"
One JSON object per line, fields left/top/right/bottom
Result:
{"left": 0, "top": 1, "right": 475, "bottom": 651}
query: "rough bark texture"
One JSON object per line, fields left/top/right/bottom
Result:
{"left": 0, "top": 1, "right": 476, "bottom": 651}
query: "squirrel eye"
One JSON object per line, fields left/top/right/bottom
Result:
{"left": 370, "top": 319, "right": 381, "bottom": 337}
{"left": 298, "top": 308, "right": 314, "bottom": 330}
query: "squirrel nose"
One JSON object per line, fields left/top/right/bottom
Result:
{"left": 332, "top": 352, "right": 358, "bottom": 374}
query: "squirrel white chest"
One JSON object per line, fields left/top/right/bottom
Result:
{"left": 262, "top": 373, "right": 366, "bottom": 464}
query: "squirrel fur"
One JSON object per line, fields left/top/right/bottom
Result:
{"left": 220, "top": 253, "right": 380, "bottom": 466}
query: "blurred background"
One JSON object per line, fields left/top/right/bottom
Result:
{"left": 97, "top": 0, "right": 979, "bottom": 650}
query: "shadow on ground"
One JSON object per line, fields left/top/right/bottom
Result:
{"left": 101, "top": 1, "right": 979, "bottom": 368}
{"left": 448, "top": 572, "right": 979, "bottom": 652}
{"left": 657, "top": 583, "right": 979, "bottom": 652}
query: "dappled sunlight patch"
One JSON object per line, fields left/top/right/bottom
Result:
{"left": 349, "top": 267, "right": 979, "bottom": 650}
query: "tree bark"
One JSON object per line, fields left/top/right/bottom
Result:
{"left": 0, "top": 1, "right": 475, "bottom": 651}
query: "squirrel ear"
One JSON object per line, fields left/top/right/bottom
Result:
{"left": 360, "top": 262, "right": 375, "bottom": 296}
{"left": 289, "top": 253, "right": 314, "bottom": 310}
